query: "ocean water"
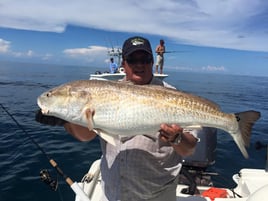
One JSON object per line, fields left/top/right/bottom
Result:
{"left": 0, "top": 61, "right": 267, "bottom": 201}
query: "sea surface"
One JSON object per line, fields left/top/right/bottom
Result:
{"left": 0, "top": 61, "right": 267, "bottom": 201}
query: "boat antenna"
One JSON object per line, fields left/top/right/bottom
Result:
{"left": 0, "top": 103, "right": 91, "bottom": 201}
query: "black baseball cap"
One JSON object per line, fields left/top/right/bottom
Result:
{"left": 122, "top": 36, "right": 153, "bottom": 57}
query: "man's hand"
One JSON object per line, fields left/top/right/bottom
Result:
{"left": 159, "top": 123, "right": 198, "bottom": 157}
{"left": 159, "top": 124, "right": 183, "bottom": 143}
{"left": 35, "top": 109, "right": 67, "bottom": 126}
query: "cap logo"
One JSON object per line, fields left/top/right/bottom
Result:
{"left": 131, "top": 38, "right": 145, "bottom": 46}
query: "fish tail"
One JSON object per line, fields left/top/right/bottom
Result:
{"left": 232, "top": 111, "right": 261, "bottom": 158}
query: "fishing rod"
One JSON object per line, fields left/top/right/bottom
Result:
{"left": 0, "top": 103, "right": 91, "bottom": 201}
{"left": 165, "top": 50, "right": 190, "bottom": 53}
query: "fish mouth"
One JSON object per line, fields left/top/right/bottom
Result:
{"left": 37, "top": 96, "right": 49, "bottom": 115}
{"left": 41, "top": 108, "right": 49, "bottom": 115}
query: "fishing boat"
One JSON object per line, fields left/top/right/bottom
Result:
{"left": 89, "top": 47, "right": 168, "bottom": 81}
{"left": 74, "top": 128, "right": 268, "bottom": 201}
{"left": 89, "top": 69, "right": 169, "bottom": 81}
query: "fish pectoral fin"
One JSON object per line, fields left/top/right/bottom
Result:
{"left": 84, "top": 108, "right": 118, "bottom": 146}
{"left": 94, "top": 129, "right": 118, "bottom": 146}
{"left": 85, "top": 108, "right": 95, "bottom": 130}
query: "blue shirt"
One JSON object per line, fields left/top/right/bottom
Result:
{"left": 110, "top": 62, "right": 118, "bottom": 73}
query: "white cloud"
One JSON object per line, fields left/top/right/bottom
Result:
{"left": 0, "top": 39, "right": 11, "bottom": 53}
{"left": 63, "top": 45, "right": 107, "bottom": 57}
{"left": 0, "top": 38, "right": 35, "bottom": 57}
{"left": 168, "top": 65, "right": 227, "bottom": 73}
{"left": 26, "top": 50, "right": 33, "bottom": 57}
{"left": 0, "top": 0, "right": 267, "bottom": 52}
{"left": 169, "top": 66, "right": 196, "bottom": 72}
{"left": 12, "top": 50, "right": 35, "bottom": 57}
{"left": 202, "top": 65, "right": 226, "bottom": 72}
{"left": 63, "top": 45, "right": 108, "bottom": 64}
{"left": 42, "top": 53, "right": 53, "bottom": 61}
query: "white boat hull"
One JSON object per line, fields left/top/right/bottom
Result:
{"left": 89, "top": 72, "right": 168, "bottom": 81}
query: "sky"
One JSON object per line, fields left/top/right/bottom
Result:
{"left": 0, "top": 0, "right": 268, "bottom": 76}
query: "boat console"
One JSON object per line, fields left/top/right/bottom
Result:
{"left": 178, "top": 127, "right": 217, "bottom": 195}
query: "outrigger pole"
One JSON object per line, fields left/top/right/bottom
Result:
{"left": 0, "top": 103, "right": 91, "bottom": 201}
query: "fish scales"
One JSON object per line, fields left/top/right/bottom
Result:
{"left": 91, "top": 82, "right": 222, "bottom": 133}
{"left": 37, "top": 80, "right": 261, "bottom": 158}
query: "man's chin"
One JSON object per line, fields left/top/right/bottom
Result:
{"left": 133, "top": 75, "right": 150, "bottom": 85}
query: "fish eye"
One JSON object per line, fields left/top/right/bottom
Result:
{"left": 46, "top": 92, "right": 52, "bottom": 97}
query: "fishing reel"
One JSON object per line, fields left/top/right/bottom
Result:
{"left": 40, "top": 169, "right": 58, "bottom": 191}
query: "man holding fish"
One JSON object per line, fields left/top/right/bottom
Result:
{"left": 36, "top": 36, "right": 260, "bottom": 200}
{"left": 36, "top": 36, "right": 198, "bottom": 201}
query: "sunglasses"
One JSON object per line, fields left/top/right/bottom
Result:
{"left": 126, "top": 57, "right": 152, "bottom": 65}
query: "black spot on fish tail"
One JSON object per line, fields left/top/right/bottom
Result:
{"left": 235, "top": 111, "right": 261, "bottom": 148}
{"left": 235, "top": 115, "right": 240, "bottom": 122}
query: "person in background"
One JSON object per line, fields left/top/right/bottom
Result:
{"left": 36, "top": 36, "right": 198, "bottom": 201}
{"left": 109, "top": 57, "right": 118, "bottom": 73}
{"left": 155, "top": 39, "right": 165, "bottom": 74}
